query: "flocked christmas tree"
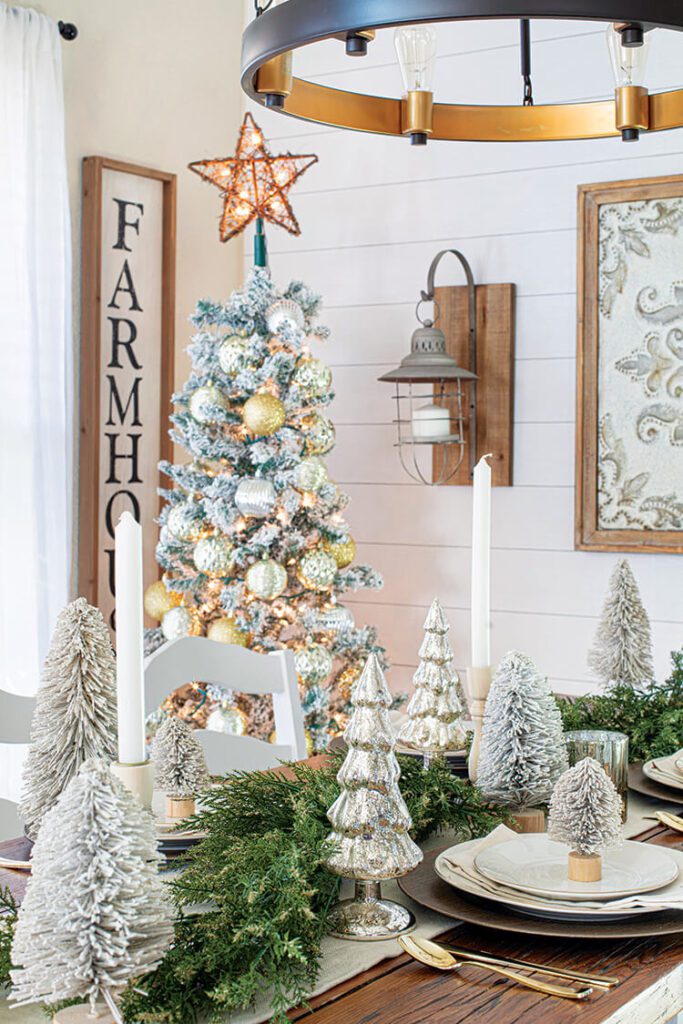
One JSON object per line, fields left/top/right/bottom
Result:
{"left": 19, "top": 598, "right": 118, "bottom": 840}
{"left": 477, "top": 651, "right": 568, "bottom": 816}
{"left": 397, "top": 598, "right": 467, "bottom": 762}
{"left": 548, "top": 756, "right": 623, "bottom": 881}
{"left": 153, "top": 715, "right": 210, "bottom": 818}
{"left": 325, "top": 654, "right": 422, "bottom": 939}
{"left": 10, "top": 759, "right": 174, "bottom": 1021}
{"left": 588, "top": 559, "right": 654, "bottom": 690}
{"left": 147, "top": 269, "right": 384, "bottom": 750}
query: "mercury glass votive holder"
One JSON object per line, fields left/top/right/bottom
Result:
{"left": 565, "top": 730, "right": 629, "bottom": 822}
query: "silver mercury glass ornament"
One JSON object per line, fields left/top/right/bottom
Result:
{"left": 324, "top": 654, "right": 422, "bottom": 940}
{"left": 317, "top": 603, "right": 355, "bottom": 635}
{"left": 234, "top": 478, "right": 276, "bottom": 517}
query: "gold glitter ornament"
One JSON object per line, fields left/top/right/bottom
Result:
{"left": 193, "top": 535, "right": 235, "bottom": 576}
{"left": 207, "top": 615, "right": 250, "bottom": 646}
{"left": 188, "top": 383, "right": 228, "bottom": 424}
{"left": 206, "top": 702, "right": 248, "bottom": 735}
{"left": 144, "top": 580, "right": 181, "bottom": 621}
{"left": 242, "top": 393, "right": 286, "bottom": 436}
{"left": 292, "top": 357, "right": 332, "bottom": 397}
{"left": 297, "top": 549, "right": 338, "bottom": 591}
{"left": 294, "top": 643, "right": 333, "bottom": 685}
{"left": 295, "top": 456, "right": 328, "bottom": 493}
{"left": 337, "top": 663, "right": 362, "bottom": 701}
{"left": 324, "top": 536, "right": 356, "bottom": 568}
{"left": 167, "top": 501, "right": 203, "bottom": 542}
{"left": 161, "top": 606, "right": 202, "bottom": 641}
{"left": 301, "top": 411, "right": 336, "bottom": 455}
{"left": 218, "top": 335, "right": 252, "bottom": 375}
{"left": 246, "top": 558, "right": 288, "bottom": 600}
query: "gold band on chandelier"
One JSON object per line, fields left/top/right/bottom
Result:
{"left": 247, "top": 72, "right": 683, "bottom": 142}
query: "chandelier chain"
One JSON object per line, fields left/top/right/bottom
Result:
{"left": 520, "top": 19, "right": 534, "bottom": 105}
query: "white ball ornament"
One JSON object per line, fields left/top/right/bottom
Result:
{"left": 266, "top": 299, "right": 305, "bottom": 333}
{"left": 295, "top": 643, "right": 333, "bottom": 685}
{"left": 206, "top": 702, "right": 248, "bottom": 735}
{"left": 161, "top": 606, "right": 201, "bottom": 641}
{"left": 218, "top": 335, "right": 252, "bottom": 375}
{"left": 188, "top": 383, "right": 228, "bottom": 424}
{"left": 302, "top": 412, "right": 336, "bottom": 455}
{"left": 298, "top": 549, "right": 338, "bottom": 591}
{"left": 317, "top": 604, "right": 355, "bottom": 635}
{"left": 193, "top": 535, "right": 235, "bottom": 576}
{"left": 167, "top": 501, "right": 202, "bottom": 542}
{"left": 295, "top": 456, "right": 328, "bottom": 493}
{"left": 246, "top": 558, "right": 288, "bottom": 600}
{"left": 292, "top": 358, "right": 332, "bottom": 397}
{"left": 234, "top": 478, "right": 276, "bottom": 517}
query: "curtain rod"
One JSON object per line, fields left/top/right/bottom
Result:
{"left": 58, "top": 20, "right": 78, "bottom": 40}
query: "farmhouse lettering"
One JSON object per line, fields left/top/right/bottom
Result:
{"left": 79, "top": 159, "right": 174, "bottom": 633}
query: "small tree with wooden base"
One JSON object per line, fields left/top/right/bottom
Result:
{"left": 588, "top": 559, "right": 654, "bottom": 690}
{"left": 548, "top": 756, "right": 623, "bottom": 882}
{"left": 152, "top": 715, "right": 210, "bottom": 819}
{"left": 476, "top": 651, "right": 568, "bottom": 833}
{"left": 398, "top": 598, "right": 466, "bottom": 765}
{"left": 10, "top": 759, "right": 174, "bottom": 1023}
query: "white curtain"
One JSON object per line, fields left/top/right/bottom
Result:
{"left": 0, "top": 4, "right": 72, "bottom": 697}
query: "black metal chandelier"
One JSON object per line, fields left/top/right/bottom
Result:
{"left": 241, "top": 0, "right": 683, "bottom": 143}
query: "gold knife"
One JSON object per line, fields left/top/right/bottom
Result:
{"left": 412, "top": 936, "right": 620, "bottom": 988}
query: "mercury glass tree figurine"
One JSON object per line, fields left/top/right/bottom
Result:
{"left": 398, "top": 597, "right": 467, "bottom": 765}
{"left": 325, "top": 654, "right": 422, "bottom": 940}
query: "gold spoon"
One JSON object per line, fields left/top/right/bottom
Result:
{"left": 399, "top": 937, "right": 593, "bottom": 1000}
{"left": 411, "top": 935, "right": 618, "bottom": 988}
{"left": 656, "top": 811, "right": 683, "bottom": 833}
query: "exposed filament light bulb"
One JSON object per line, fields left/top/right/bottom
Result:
{"left": 394, "top": 26, "right": 437, "bottom": 146}
{"left": 606, "top": 24, "right": 650, "bottom": 141}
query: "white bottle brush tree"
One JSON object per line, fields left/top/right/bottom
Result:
{"left": 325, "top": 654, "right": 422, "bottom": 939}
{"left": 548, "top": 756, "right": 623, "bottom": 882}
{"left": 10, "top": 759, "right": 175, "bottom": 1022}
{"left": 19, "top": 598, "right": 118, "bottom": 840}
{"left": 147, "top": 269, "right": 385, "bottom": 750}
{"left": 398, "top": 598, "right": 467, "bottom": 762}
{"left": 476, "top": 651, "right": 568, "bottom": 823}
{"left": 588, "top": 559, "right": 654, "bottom": 690}
{"left": 153, "top": 714, "right": 210, "bottom": 818}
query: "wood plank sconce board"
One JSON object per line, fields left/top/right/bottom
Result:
{"left": 433, "top": 283, "right": 515, "bottom": 486}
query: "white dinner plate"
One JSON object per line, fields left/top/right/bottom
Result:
{"left": 643, "top": 757, "right": 683, "bottom": 792}
{"left": 435, "top": 841, "right": 682, "bottom": 921}
{"left": 474, "top": 835, "right": 678, "bottom": 899}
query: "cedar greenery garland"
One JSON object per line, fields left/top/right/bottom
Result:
{"left": 119, "top": 753, "right": 504, "bottom": 1024}
{"left": 558, "top": 648, "right": 683, "bottom": 763}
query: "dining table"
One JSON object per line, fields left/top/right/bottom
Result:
{"left": 0, "top": 760, "right": 681, "bottom": 1024}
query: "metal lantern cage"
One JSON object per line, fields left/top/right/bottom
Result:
{"left": 379, "top": 249, "right": 478, "bottom": 486}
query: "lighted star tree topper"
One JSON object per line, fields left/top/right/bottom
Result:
{"left": 189, "top": 112, "right": 318, "bottom": 263}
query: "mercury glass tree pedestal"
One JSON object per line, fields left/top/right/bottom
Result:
{"left": 328, "top": 880, "right": 416, "bottom": 941}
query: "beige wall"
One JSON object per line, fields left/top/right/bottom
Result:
{"left": 14, "top": 0, "right": 246, "bottom": 588}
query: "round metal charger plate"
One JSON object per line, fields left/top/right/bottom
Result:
{"left": 398, "top": 846, "right": 683, "bottom": 940}
{"left": 629, "top": 763, "right": 683, "bottom": 807}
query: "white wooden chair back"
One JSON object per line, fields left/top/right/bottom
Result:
{"left": 0, "top": 690, "right": 35, "bottom": 839}
{"left": 144, "top": 637, "right": 307, "bottom": 774}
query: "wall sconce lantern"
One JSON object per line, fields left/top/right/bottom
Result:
{"left": 379, "top": 250, "right": 478, "bottom": 486}
{"left": 379, "top": 249, "right": 515, "bottom": 488}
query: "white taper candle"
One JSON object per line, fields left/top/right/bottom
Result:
{"left": 114, "top": 511, "right": 146, "bottom": 764}
{"left": 471, "top": 453, "right": 492, "bottom": 668}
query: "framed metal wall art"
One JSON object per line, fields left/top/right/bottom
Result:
{"left": 577, "top": 174, "right": 683, "bottom": 553}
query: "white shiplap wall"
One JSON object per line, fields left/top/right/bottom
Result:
{"left": 243, "top": 17, "right": 683, "bottom": 696}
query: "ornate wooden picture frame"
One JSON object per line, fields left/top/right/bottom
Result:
{"left": 576, "top": 174, "right": 683, "bottom": 553}
{"left": 79, "top": 157, "right": 176, "bottom": 629}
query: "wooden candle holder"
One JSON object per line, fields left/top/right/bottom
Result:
{"left": 166, "top": 796, "right": 196, "bottom": 819}
{"left": 568, "top": 851, "right": 602, "bottom": 882}
{"left": 510, "top": 807, "right": 546, "bottom": 834}
{"left": 53, "top": 1004, "right": 116, "bottom": 1023}
{"left": 110, "top": 760, "right": 155, "bottom": 810}
{"left": 466, "top": 666, "right": 492, "bottom": 782}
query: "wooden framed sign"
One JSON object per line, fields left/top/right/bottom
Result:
{"left": 79, "top": 157, "right": 176, "bottom": 630}
{"left": 577, "top": 174, "right": 683, "bottom": 553}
